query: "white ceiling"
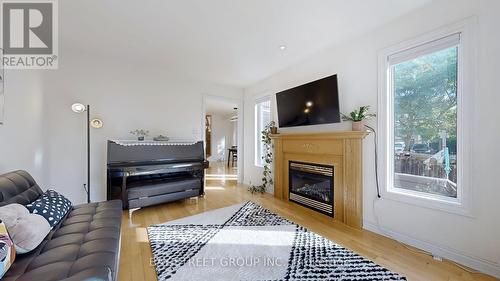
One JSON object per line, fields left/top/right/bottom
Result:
{"left": 61, "top": 0, "right": 431, "bottom": 87}
{"left": 205, "top": 97, "right": 238, "bottom": 116}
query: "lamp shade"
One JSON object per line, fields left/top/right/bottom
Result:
{"left": 71, "top": 103, "right": 86, "bottom": 113}
{"left": 90, "top": 118, "right": 103, "bottom": 128}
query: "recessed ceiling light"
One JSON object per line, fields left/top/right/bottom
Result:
{"left": 279, "top": 45, "right": 287, "bottom": 51}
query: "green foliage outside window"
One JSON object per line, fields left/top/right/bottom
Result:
{"left": 394, "top": 46, "right": 458, "bottom": 151}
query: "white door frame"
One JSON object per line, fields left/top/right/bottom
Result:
{"left": 201, "top": 94, "right": 244, "bottom": 183}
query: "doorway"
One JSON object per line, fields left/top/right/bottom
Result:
{"left": 202, "top": 95, "right": 243, "bottom": 183}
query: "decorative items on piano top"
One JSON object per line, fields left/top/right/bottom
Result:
{"left": 341, "top": 105, "right": 376, "bottom": 131}
{"left": 111, "top": 140, "right": 196, "bottom": 146}
{"left": 153, "top": 135, "right": 170, "bottom": 141}
{"left": 129, "top": 129, "right": 149, "bottom": 141}
{"left": 248, "top": 120, "right": 275, "bottom": 194}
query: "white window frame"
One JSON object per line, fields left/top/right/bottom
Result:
{"left": 254, "top": 96, "right": 271, "bottom": 167}
{"left": 377, "top": 18, "right": 476, "bottom": 216}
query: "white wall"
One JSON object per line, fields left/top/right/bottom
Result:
{"left": 243, "top": 0, "right": 500, "bottom": 277}
{"left": 0, "top": 70, "right": 48, "bottom": 186}
{"left": 40, "top": 51, "right": 243, "bottom": 204}
{"left": 243, "top": 94, "right": 277, "bottom": 191}
{"left": 207, "top": 113, "right": 234, "bottom": 163}
{"left": 232, "top": 119, "right": 238, "bottom": 148}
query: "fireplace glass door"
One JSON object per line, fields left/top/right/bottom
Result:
{"left": 288, "top": 161, "right": 334, "bottom": 216}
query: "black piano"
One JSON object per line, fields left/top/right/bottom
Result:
{"left": 107, "top": 140, "right": 208, "bottom": 209}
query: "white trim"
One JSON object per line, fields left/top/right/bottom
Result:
{"left": 202, "top": 94, "right": 244, "bottom": 183}
{"left": 377, "top": 17, "right": 476, "bottom": 216}
{"left": 388, "top": 33, "right": 460, "bottom": 65}
{"left": 254, "top": 102, "right": 263, "bottom": 168}
{"left": 364, "top": 221, "right": 500, "bottom": 279}
{"left": 255, "top": 95, "right": 271, "bottom": 104}
{"left": 254, "top": 96, "right": 271, "bottom": 167}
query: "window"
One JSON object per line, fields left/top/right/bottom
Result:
{"left": 255, "top": 97, "right": 271, "bottom": 167}
{"left": 392, "top": 36, "right": 459, "bottom": 199}
{"left": 378, "top": 20, "right": 475, "bottom": 214}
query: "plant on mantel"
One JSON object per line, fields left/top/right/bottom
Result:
{"left": 248, "top": 121, "right": 276, "bottom": 194}
{"left": 341, "top": 105, "right": 376, "bottom": 131}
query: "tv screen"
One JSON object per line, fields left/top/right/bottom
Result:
{"left": 276, "top": 74, "right": 340, "bottom": 128}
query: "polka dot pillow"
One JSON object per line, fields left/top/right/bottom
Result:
{"left": 26, "top": 190, "right": 72, "bottom": 228}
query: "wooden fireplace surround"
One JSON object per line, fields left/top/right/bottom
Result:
{"left": 271, "top": 131, "right": 368, "bottom": 229}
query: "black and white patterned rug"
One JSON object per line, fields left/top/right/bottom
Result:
{"left": 148, "top": 201, "right": 407, "bottom": 281}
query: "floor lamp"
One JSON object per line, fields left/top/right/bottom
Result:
{"left": 71, "top": 103, "right": 103, "bottom": 203}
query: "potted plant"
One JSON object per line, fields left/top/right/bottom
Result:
{"left": 270, "top": 124, "right": 278, "bottom": 134}
{"left": 130, "top": 129, "right": 149, "bottom": 141}
{"left": 341, "top": 106, "right": 376, "bottom": 131}
{"left": 249, "top": 121, "right": 275, "bottom": 194}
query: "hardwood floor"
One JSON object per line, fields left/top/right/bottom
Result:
{"left": 118, "top": 162, "right": 497, "bottom": 281}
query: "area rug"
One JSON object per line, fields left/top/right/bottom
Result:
{"left": 147, "top": 201, "right": 407, "bottom": 281}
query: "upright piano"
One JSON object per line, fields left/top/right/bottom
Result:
{"left": 107, "top": 140, "right": 208, "bottom": 209}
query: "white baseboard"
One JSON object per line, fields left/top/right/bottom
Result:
{"left": 364, "top": 221, "right": 500, "bottom": 279}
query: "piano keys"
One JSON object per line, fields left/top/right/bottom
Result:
{"left": 106, "top": 140, "right": 208, "bottom": 209}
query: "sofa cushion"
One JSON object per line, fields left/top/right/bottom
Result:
{"left": 0, "top": 170, "right": 122, "bottom": 281}
{"left": 0, "top": 204, "right": 51, "bottom": 254}
{"left": 0, "top": 220, "right": 16, "bottom": 279}
{"left": 0, "top": 171, "right": 43, "bottom": 207}
{"left": 26, "top": 190, "right": 72, "bottom": 228}
{"left": 2, "top": 200, "right": 122, "bottom": 281}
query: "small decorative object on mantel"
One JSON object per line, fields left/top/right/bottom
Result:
{"left": 129, "top": 129, "right": 149, "bottom": 141}
{"left": 249, "top": 120, "right": 275, "bottom": 194}
{"left": 153, "top": 135, "right": 170, "bottom": 141}
{"left": 270, "top": 125, "right": 278, "bottom": 134}
{"left": 341, "top": 105, "right": 376, "bottom": 131}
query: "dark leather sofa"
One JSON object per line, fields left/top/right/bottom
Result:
{"left": 0, "top": 170, "right": 122, "bottom": 281}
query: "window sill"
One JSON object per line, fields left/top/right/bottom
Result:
{"left": 382, "top": 187, "right": 473, "bottom": 218}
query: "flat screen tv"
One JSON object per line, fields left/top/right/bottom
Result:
{"left": 276, "top": 74, "right": 340, "bottom": 128}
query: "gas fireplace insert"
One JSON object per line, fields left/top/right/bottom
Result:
{"left": 288, "top": 161, "right": 334, "bottom": 216}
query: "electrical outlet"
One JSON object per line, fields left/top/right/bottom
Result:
{"left": 432, "top": 255, "right": 443, "bottom": 261}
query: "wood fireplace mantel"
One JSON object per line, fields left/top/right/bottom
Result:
{"left": 271, "top": 131, "right": 368, "bottom": 229}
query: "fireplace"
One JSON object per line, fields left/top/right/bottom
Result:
{"left": 271, "top": 132, "right": 367, "bottom": 228}
{"left": 288, "top": 161, "right": 334, "bottom": 216}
